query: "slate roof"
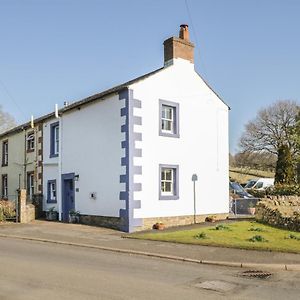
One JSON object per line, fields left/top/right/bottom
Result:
{"left": 60, "top": 67, "right": 164, "bottom": 114}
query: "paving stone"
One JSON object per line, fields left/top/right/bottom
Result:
{"left": 194, "top": 280, "right": 237, "bottom": 292}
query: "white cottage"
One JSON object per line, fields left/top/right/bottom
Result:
{"left": 43, "top": 25, "right": 229, "bottom": 232}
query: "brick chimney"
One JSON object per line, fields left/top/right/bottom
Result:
{"left": 164, "top": 24, "right": 195, "bottom": 65}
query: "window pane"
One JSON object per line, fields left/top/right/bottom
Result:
{"left": 162, "top": 106, "right": 173, "bottom": 120}
{"left": 161, "top": 182, "right": 165, "bottom": 192}
{"left": 56, "top": 140, "right": 59, "bottom": 154}
{"left": 165, "top": 182, "right": 172, "bottom": 192}
{"left": 162, "top": 120, "right": 172, "bottom": 131}
{"left": 165, "top": 107, "right": 172, "bottom": 120}
{"left": 162, "top": 107, "right": 166, "bottom": 119}
{"left": 165, "top": 169, "right": 172, "bottom": 180}
{"left": 55, "top": 126, "right": 59, "bottom": 137}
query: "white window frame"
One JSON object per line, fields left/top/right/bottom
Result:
{"left": 50, "top": 122, "right": 59, "bottom": 157}
{"left": 27, "top": 133, "right": 35, "bottom": 151}
{"left": 3, "top": 141, "right": 8, "bottom": 166}
{"left": 54, "top": 125, "right": 59, "bottom": 155}
{"left": 161, "top": 168, "right": 174, "bottom": 196}
{"left": 27, "top": 173, "right": 34, "bottom": 199}
{"left": 161, "top": 105, "right": 174, "bottom": 134}
{"left": 47, "top": 180, "right": 57, "bottom": 203}
{"left": 50, "top": 182, "right": 56, "bottom": 202}
{"left": 2, "top": 175, "right": 8, "bottom": 198}
{"left": 159, "top": 164, "right": 179, "bottom": 200}
{"left": 159, "top": 100, "right": 180, "bottom": 138}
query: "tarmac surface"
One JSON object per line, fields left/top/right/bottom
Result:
{"left": 0, "top": 220, "right": 300, "bottom": 267}
{"left": 1, "top": 236, "right": 300, "bottom": 299}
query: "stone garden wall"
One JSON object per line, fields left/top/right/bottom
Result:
{"left": 256, "top": 196, "right": 300, "bottom": 232}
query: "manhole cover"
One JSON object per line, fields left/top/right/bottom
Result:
{"left": 239, "top": 270, "right": 272, "bottom": 279}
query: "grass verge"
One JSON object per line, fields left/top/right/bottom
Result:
{"left": 229, "top": 167, "right": 274, "bottom": 184}
{"left": 129, "top": 221, "right": 300, "bottom": 254}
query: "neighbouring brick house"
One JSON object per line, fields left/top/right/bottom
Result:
{"left": 1, "top": 25, "right": 230, "bottom": 232}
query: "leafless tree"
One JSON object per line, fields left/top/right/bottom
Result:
{"left": 240, "top": 100, "right": 300, "bottom": 155}
{"left": 0, "top": 105, "right": 16, "bottom": 134}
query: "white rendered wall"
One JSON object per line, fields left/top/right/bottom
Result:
{"left": 61, "top": 94, "right": 125, "bottom": 217}
{"left": 130, "top": 58, "right": 229, "bottom": 219}
{"left": 43, "top": 117, "right": 60, "bottom": 211}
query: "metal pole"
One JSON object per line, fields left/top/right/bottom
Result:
{"left": 18, "top": 174, "right": 21, "bottom": 191}
{"left": 192, "top": 174, "right": 198, "bottom": 224}
{"left": 23, "top": 129, "right": 26, "bottom": 189}
{"left": 193, "top": 181, "right": 196, "bottom": 224}
{"left": 235, "top": 199, "right": 237, "bottom": 215}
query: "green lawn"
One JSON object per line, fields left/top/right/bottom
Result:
{"left": 129, "top": 221, "right": 300, "bottom": 254}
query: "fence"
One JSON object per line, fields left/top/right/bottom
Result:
{"left": 230, "top": 197, "right": 260, "bottom": 215}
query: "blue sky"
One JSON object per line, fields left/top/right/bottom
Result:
{"left": 0, "top": 0, "right": 299, "bottom": 153}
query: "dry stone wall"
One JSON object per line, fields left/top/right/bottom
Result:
{"left": 256, "top": 196, "right": 300, "bottom": 232}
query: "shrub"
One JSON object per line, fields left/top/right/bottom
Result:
{"left": 248, "top": 235, "right": 268, "bottom": 242}
{"left": 194, "top": 232, "right": 208, "bottom": 239}
{"left": 285, "top": 234, "right": 300, "bottom": 241}
{"left": 0, "top": 207, "right": 4, "bottom": 222}
{"left": 247, "top": 189, "right": 266, "bottom": 198}
{"left": 213, "top": 224, "right": 231, "bottom": 231}
{"left": 266, "top": 184, "right": 300, "bottom": 196}
{"left": 275, "top": 145, "right": 295, "bottom": 185}
{"left": 0, "top": 200, "right": 16, "bottom": 221}
{"left": 248, "top": 227, "right": 265, "bottom": 232}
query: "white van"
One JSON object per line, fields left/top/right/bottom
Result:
{"left": 245, "top": 178, "right": 274, "bottom": 190}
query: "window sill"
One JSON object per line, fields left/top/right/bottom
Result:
{"left": 49, "top": 154, "right": 59, "bottom": 158}
{"left": 159, "top": 195, "right": 179, "bottom": 200}
{"left": 159, "top": 132, "right": 180, "bottom": 138}
{"left": 47, "top": 199, "right": 57, "bottom": 204}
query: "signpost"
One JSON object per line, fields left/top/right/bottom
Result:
{"left": 192, "top": 174, "right": 198, "bottom": 224}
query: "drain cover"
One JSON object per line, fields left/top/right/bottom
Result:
{"left": 240, "top": 270, "right": 272, "bottom": 279}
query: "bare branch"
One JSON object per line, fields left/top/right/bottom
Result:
{"left": 240, "top": 100, "right": 299, "bottom": 155}
{"left": 0, "top": 105, "right": 16, "bottom": 134}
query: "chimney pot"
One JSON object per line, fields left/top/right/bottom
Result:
{"left": 179, "top": 24, "right": 189, "bottom": 40}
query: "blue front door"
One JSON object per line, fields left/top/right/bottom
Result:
{"left": 62, "top": 173, "right": 75, "bottom": 222}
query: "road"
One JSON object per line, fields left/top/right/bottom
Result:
{"left": 0, "top": 238, "right": 299, "bottom": 300}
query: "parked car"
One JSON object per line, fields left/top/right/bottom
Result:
{"left": 245, "top": 178, "right": 274, "bottom": 190}
{"left": 229, "top": 182, "right": 258, "bottom": 215}
{"left": 229, "top": 182, "right": 254, "bottom": 199}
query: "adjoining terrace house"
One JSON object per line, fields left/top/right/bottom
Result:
{"left": 42, "top": 25, "right": 230, "bottom": 232}
{"left": 0, "top": 115, "right": 48, "bottom": 202}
